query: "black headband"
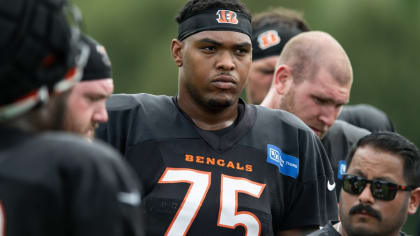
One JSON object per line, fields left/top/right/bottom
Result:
{"left": 178, "top": 9, "right": 252, "bottom": 41}
{"left": 252, "top": 24, "right": 303, "bottom": 61}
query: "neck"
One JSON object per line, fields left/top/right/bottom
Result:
{"left": 335, "top": 222, "right": 402, "bottom": 236}
{"left": 3, "top": 108, "right": 50, "bottom": 133}
{"left": 260, "top": 88, "right": 281, "bottom": 109}
{"left": 177, "top": 95, "right": 238, "bottom": 131}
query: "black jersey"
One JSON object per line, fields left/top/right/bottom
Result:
{"left": 97, "top": 94, "right": 338, "bottom": 235}
{"left": 417, "top": 214, "right": 420, "bottom": 236}
{"left": 0, "top": 126, "right": 144, "bottom": 236}
{"left": 307, "top": 223, "right": 340, "bottom": 236}
{"left": 338, "top": 104, "right": 395, "bottom": 132}
{"left": 322, "top": 120, "right": 370, "bottom": 198}
{"left": 308, "top": 223, "right": 409, "bottom": 236}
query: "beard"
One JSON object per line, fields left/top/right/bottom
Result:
{"left": 339, "top": 195, "right": 408, "bottom": 236}
{"left": 279, "top": 87, "right": 296, "bottom": 114}
{"left": 186, "top": 81, "right": 234, "bottom": 112}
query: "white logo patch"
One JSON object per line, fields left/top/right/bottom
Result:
{"left": 327, "top": 180, "right": 336, "bottom": 191}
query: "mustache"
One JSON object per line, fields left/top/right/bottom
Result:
{"left": 349, "top": 204, "right": 382, "bottom": 221}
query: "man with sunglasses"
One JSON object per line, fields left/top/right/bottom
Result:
{"left": 309, "top": 131, "right": 420, "bottom": 236}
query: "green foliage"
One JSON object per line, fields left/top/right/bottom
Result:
{"left": 72, "top": 0, "right": 420, "bottom": 233}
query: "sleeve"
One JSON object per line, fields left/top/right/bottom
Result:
{"left": 279, "top": 130, "right": 338, "bottom": 230}
{"left": 61, "top": 142, "right": 144, "bottom": 236}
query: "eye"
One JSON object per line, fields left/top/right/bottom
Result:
{"left": 235, "top": 47, "right": 249, "bottom": 56}
{"left": 200, "top": 46, "right": 216, "bottom": 53}
{"left": 313, "top": 97, "right": 327, "bottom": 105}
{"left": 260, "top": 69, "right": 274, "bottom": 75}
{"left": 85, "top": 94, "right": 103, "bottom": 103}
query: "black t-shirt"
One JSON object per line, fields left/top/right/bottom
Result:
{"left": 322, "top": 120, "right": 370, "bottom": 198}
{"left": 338, "top": 104, "right": 395, "bottom": 132}
{"left": 97, "top": 93, "right": 338, "bottom": 235}
{"left": 0, "top": 126, "right": 144, "bottom": 236}
{"left": 308, "top": 222, "right": 409, "bottom": 236}
{"left": 307, "top": 223, "right": 340, "bottom": 236}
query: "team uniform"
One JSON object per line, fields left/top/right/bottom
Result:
{"left": 97, "top": 93, "right": 338, "bottom": 235}
{"left": 321, "top": 120, "right": 370, "bottom": 198}
{"left": 0, "top": 126, "right": 144, "bottom": 236}
{"left": 338, "top": 104, "right": 395, "bottom": 132}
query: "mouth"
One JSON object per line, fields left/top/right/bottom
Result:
{"left": 211, "top": 74, "right": 237, "bottom": 90}
{"left": 309, "top": 126, "right": 322, "bottom": 137}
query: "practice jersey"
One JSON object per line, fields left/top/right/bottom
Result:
{"left": 0, "top": 126, "right": 144, "bottom": 236}
{"left": 97, "top": 94, "right": 338, "bottom": 235}
{"left": 322, "top": 120, "right": 370, "bottom": 198}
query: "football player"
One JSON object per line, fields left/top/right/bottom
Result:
{"left": 261, "top": 31, "right": 370, "bottom": 198}
{"left": 0, "top": 0, "right": 143, "bottom": 235}
{"left": 247, "top": 7, "right": 309, "bottom": 105}
{"left": 63, "top": 33, "right": 114, "bottom": 140}
{"left": 97, "top": 0, "right": 338, "bottom": 235}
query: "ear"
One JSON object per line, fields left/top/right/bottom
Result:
{"left": 273, "top": 65, "right": 293, "bottom": 95}
{"left": 171, "top": 39, "right": 184, "bottom": 67}
{"left": 407, "top": 187, "right": 420, "bottom": 215}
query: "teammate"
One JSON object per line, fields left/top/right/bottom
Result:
{"left": 247, "top": 7, "right": 309, "bottom": 105}
{"left": 261, "top": 31, "right": 370, "bottom": 197}
{"left": 309, "top": 132, "right": 420, "bottom": 236}
{"left": 97, "top": 0, "right": 338, "bottom": 235}
{"left": 338, "top": 104, "right": 395, "bottom": 132}
{"left": 63, "top": 33, "right": 114, "bottom": 140}
{"left": 0, "top": 0, "right": 143, "bottom": 235}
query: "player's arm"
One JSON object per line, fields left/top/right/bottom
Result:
{"left": 65, "top": 141, "right": 144, "bottom": 236}
{"left": 277, "top": 129, "right": 337, "bottom": 233}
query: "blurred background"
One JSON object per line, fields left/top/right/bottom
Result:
{"left": 73, "top": 0, "right": 420, "bottom": 232}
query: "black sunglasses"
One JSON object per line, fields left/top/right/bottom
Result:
{"left": 342, "top": 174, "right": 416, "bottom": 201}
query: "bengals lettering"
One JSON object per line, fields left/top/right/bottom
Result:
{"left": 185, "top": 154, "right": 253, "bottom": 172}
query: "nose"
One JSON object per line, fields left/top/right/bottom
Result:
{"left": 319, "top": 105, "right": 339, "bottom": 127}
{"left": 216, "top": 51, "right": 235, "bottom": 71}
{"left": 358, "top": 184, "right": 375, "bottom": 204}
{"left": 92, "top": 104, "right": 108, "bottom": 124}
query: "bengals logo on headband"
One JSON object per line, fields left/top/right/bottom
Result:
{"left": 257, "top": 30, "right": 281, "bottom": 50}
{"left": 216, "top": 10, "right": 238, "bottom": 24}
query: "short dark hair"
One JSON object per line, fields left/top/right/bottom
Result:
{"left": 346, "top": 131, "right": 420, "bottom": 187}
{"left": 252, "top": 7, "right": 310, "bottom": 32}
{"left": 175, "top": 0, "right": 251, "bottom": 24}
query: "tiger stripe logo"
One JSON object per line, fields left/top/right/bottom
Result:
{"left": 216, "top": 10, "right": 239, "bottom": 24}
{"left": 257, "top": 30, "right": 281, "bottom": 50}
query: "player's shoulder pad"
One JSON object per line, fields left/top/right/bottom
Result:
{"left": 329, "top": 120, "right": 370, "bottom": 141}
{"left": 252, "top": 104, "right": 314, "bottom": 133}
{"left": 38, "top": 132, "right": 123, "bottom": 165}
{"left": 106, "top": 93, "right": 173, "bottom": 112}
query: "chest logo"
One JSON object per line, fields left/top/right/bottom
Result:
{"left": 337, "top": 160, "right": 346, "bottom": 180}
{"left": 266, "top": 144, "right": 299, "bottom": 179}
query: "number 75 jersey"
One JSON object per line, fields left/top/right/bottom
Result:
{"left": 97, "top": 94, "right": 338, "bottom": 236}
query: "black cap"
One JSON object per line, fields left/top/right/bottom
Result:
{"left": 80, "top": 34, "right": 112, "bottom": 81}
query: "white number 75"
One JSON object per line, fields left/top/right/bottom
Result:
{"left": 159, "top": 168, "right": 266, "bottom": 236}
